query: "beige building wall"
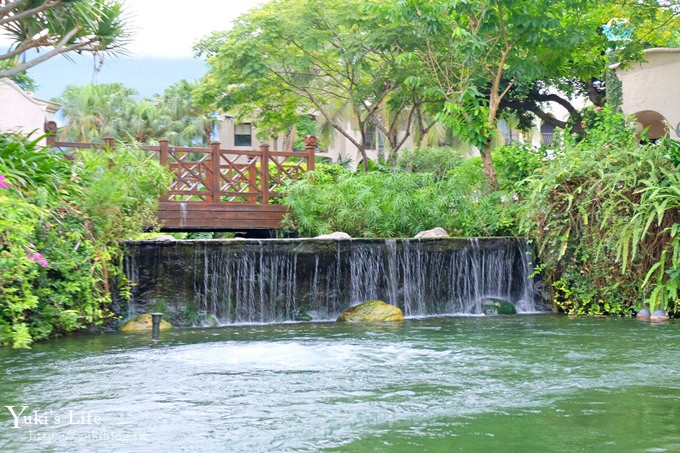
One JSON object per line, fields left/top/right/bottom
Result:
{"left": 217, "top": 115, "right": 414, "bottom": 171}
{"left": 615, "top": 48, "right": 680, "bottom": 140}
{"left": 0, "top": 79, "right": 60, "bottom": 144}
{"left": 216, "top": 116, "right": 273, "bottom": 149}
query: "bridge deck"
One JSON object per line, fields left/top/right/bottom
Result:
{"left": 157, "top": 202, "right": 288, "bottom": 231}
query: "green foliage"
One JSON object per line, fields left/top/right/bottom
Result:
{"left": 605, "top": 70, "right": 623, "bottom": 111}
{"left": 55, "top": 80, "right": 218, "bottom": 146}
{"left": 519, "top": 106, "right": 680, "bottom": 316}
{"left": 0, "top": 0, "right": 131, "bottom": 79}
{"left": 194, "top": 0, "right": 437, "bottom": 167}
{"left": 0, "top": 133, "right": 170, "bottom": 348}
{"left": 283, "top": 156, "right": 518, "bottom": 238}
{"left": 396, "top": 147, "right": 465, "bottom": 180}
{"left": 0, "top": 60, "right": 38, "bottom": 91}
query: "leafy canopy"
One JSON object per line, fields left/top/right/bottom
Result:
{"left": 0, "top": 0, "right": 131, "bottom": 79}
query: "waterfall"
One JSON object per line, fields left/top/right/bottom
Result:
{"left": 122, "top": 238, "right": 543, "bottom": 326}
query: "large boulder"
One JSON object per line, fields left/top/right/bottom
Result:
{"left": 315, "top": 231, "right": 351, "bottom": 239}
{"left": 148, "top": 235, "right": 176, "bottom": 241}
{"left": 636, "top": 307, "right": 651, "bottom": 320}
{"left": 414, "top": 227, "right": 449, "bottom": 239}
{"left": 482, "top": 298, "right": 517, "bottom": 315}
{"left": 650, "top": 309, "right": 669, "bottom": 322}
{"left": 337, "top": 300, "right": 404, "bottom": 323}
{"left": 120, "top": 314, "right": 173, "bottom": 332}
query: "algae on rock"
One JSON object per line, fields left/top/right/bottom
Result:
{"left": 337, "top": 300, "right": 404, "bottom": 323}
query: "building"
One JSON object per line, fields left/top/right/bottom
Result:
{"left": 217, "top": 114, "right": 414, "bottom": 171}
{"left": 613, "top": 47, "right": 680, "bottom": 140}
{"left": 0, "top": 79, "right": 60, "bottom": 144}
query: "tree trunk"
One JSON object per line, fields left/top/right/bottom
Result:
{"left": 481, "top": 138, "right": 499, "bottom": 191}
{"left": 204, "top": 126, "right": 212, "bottom": 147}
{"left": 359, "top": 144, "right": 369, "bottom": 172}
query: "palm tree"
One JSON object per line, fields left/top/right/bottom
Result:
{"left": 159, "top": 80, "right": 218, "bottom": 146}
{"left": 54, "top": 83, "right": 137, "bottom": 142}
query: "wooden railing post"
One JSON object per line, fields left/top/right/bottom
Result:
{"left": 159, "top": 139, "right": 169, "bottom": 201}
{"left": 304, "top": 135, "right": 317, "bottom": 172}
{"left": 211, "top": 141, "right": 221, "bottom": 203}
{"left": 103, "top": 136, "right": 116, "bottom": 169}
{"left": 44, "top": 121, "right": 58, "bottom": 148}
{"left": 260, "top": 143, "right": 270, "bottom": 204}
{"left": 159, "top": 139, "right": 169, "bottom": 167}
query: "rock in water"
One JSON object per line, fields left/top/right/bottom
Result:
{"left": 414, "top": 227, "right": 449, "bottom": 239}
{"left": 119, "top": 314, "right": 173, "bottom": 332}
{"left": 482, "top": 298, "right": 517, "bottom": 315}
{"left": 636, "top": 307, "right": 651, "bottom": 320}
{"left": 337, "top": 300, "right": 404, "bottom": 323}
{"left": 650, "top": 309, "right": 669, "bottom": 322}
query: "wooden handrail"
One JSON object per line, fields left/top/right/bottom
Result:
{"left": 43, "top": 122, "right": 317, "bottom": 207}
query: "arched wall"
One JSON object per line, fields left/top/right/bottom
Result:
{"left": 615, "top": 48, "right": 680, "bottom": 140}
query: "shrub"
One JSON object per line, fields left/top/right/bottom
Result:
{"left": 283, "top": 155, "right": 518, "bottom": 238}
{"left": 519, "top": 106, "right": 680, "bottom": 315}
{"left": 0, "top": 134, "right": 171, "bottom": 347}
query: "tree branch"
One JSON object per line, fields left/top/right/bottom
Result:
{"left": 0, "top": 26, "right": 83, "bottom": 78}
{"left": 0, "top": 0, "right": 60, "bottom": 27}
{"left": 0, "top": 0, "right": 32, "bottom": 18}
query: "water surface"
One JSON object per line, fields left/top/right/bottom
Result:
{"left": 1, "top": 316, "right": 679, "bottom": 452}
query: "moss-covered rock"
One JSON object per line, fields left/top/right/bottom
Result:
{"left": 337, "top": 300, "right": 404, "bottom": 323}
{"left": 119, "top": 314, "right": 172, "bottom": 332}
{"left": 482, "top": 299, "right": 517, "bottom": 315}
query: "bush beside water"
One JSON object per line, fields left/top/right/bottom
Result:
{"left": 0, "top": 134, "right": 170, "bottom": 347}
{"left": 519, "top": 107, "right": 680, "bottom": 316}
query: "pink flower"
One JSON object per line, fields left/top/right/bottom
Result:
{"left": 25, "top": 252, "right": 48, "bottom": 267}
{"left": 0, "top": 175, "right": 9, "bottom": 189}
{"left": 595, "top": 106, "right": 602, "bottom": 111}
{"left": 581, "top": 122, "right": 586, "bottom": 129}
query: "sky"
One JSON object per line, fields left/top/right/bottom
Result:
{"left": 18, "top": 1, "right": 265, "bottom": 100}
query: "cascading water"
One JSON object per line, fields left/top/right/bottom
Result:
{"left": 121, "top": 237, "right": 543, "bottom": 326}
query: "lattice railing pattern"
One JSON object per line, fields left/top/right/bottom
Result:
{"left": 163, "top": 147, "right": 212, "bottom": 202}
{"left": 45, "top": 122, "right": 316, "bottom": 206}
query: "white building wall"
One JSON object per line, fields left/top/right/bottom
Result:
{"left": 0, "top": 79, "right": 60, "bottom": 144}
{"left": 615, "top": 48, "right": 680, "bottom": 140}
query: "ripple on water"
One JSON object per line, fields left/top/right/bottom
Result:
{"left": 1, "top": 317, "right": 679, "bottom": 452}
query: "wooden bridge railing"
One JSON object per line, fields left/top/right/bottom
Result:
{"left": 151, "top": 137, "right": 316, "bottom": 204}
{"left": 45, "top": 122, "right": 317, "bottom": 230}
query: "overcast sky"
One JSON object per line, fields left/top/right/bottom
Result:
{"left": 9, "top": 1, "right": 267, "bottom": 99}
{"left": 126, "top": 1, "right": 266, "bottom": 58}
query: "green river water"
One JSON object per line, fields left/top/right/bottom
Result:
{"left": 1, "top": 315, "right": 679, "bottom": 452}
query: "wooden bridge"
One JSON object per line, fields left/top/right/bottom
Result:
{"left": 45, "top": 124, "right": 315, "bottom": 232}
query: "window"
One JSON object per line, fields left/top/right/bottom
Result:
{"left": 363, "top": 128, "right": 375, "bottom": 149}
{"left": 234, "top": 123, "right": 252, "bottom": 147}
{"left": 540, "top": 123, "right": 555, "bottom": 146}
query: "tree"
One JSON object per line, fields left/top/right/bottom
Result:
{"left": 0, "top": 0, "right": 130, "bottom": 79}
{"left": 194, "top": 0, "right": 429, "bottom": 171}
{"left": 384, "top": 0, "right": 680, "bottom": 189}
{"left": 55, "top": 81, "right": 218, "bottom": 146}
{"left": 159, "top": 79, "right": 218, "bottom": 146}
{"left": 54, "top": 82, "right": 136, "bottom": 142}
{"left": 0, "top": 59, "right": 37, "bottom": 90}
